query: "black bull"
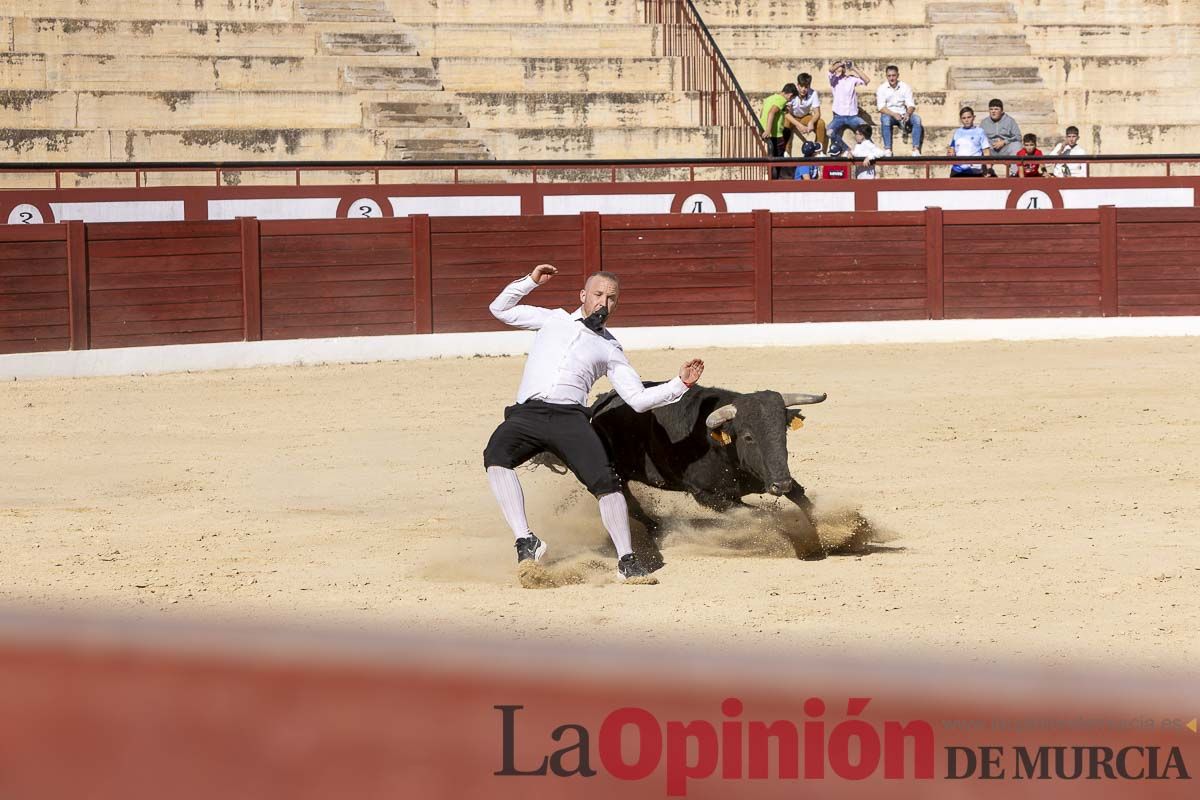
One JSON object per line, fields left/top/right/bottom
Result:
{"left": 582, "top": 382, "right": 827, "bottom": 558}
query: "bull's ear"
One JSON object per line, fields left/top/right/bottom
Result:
{"left": 709, "top": 429, "right": 733, "bottom": 446}
{"left": 787, "top": 409, "right": 805, "bottom": 431}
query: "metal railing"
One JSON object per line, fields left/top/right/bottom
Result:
{"left": 643, "top": 0, "right": 766, "bottom": 178}
{"left": 1, "top": 155, "right": 1198, "bottom": 188}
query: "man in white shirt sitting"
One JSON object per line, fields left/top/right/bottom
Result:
{"left": 785, "top": 72, "right": 829, "bottom": 156}
{"left": 484, "top": 264, "right": 705, "bottom": 584}
{"left": 875, "top": 65, "right": 923, "bottom": 157}
{"left": 1048, "top": 125, "right": 1089, "bottom": 177}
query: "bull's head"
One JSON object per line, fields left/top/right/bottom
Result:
{"left": 705, "top": 391, "right": 827, "bottom": 496}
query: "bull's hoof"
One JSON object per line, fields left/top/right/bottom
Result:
{"left": 786, "top": 535, "right": 826, "bottom": 561}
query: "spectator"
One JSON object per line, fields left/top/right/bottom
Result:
{"left": 760, "top": 83, "right": 800, "bottom": 180}
{"left": 1048, "top": 125, "right": 1089, "bottom": 177}
{"left": 980, "top": 98, "right": 1022, "bottom": 176}
{"left": 785, "top": 72, "right": 828, "bottom": 155}
{"left": 1016, "top": 133, "right": 1045, "bottom": 178}
{"left": 851, "top": 124, "right": 885, "bottom": 179}
{"left": 826, "top": 59, "right": 870, "bottom": 156}
{"left": 947, "top": 106, "right": 991, "bottom": 177}
{"left": 876, "top": 65, "right": 923, "bottom": 157}
{"left": 793, "top": 140, "right": 821, "bottom": 181}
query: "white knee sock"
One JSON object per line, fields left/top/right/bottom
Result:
{"left": 487, "top": 466, "right": 532, "bottom": 540}
{"left": 598, "top": 492, "right": 633, "bottom": 558}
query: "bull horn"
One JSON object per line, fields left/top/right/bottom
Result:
{"left": 705, "top": 404, "right": 737, "bottom": 430}
{"left": 782, "top": 392, "right": 827, "bottom": 406}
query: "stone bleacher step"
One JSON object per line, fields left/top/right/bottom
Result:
{"left": 388, "top": 138, "right": 493, "bottom": 161}
{"left": 321, "top": 33, "right": 417, "bottom": 56}
{"left": 345, "top": 66, "right": 443, "bottom": 90}
{"left": 372, "top": 102, "right": 465, "bottom": 127}
{"left": 926, "top": 2, "right": 1018, "bottom": 24}
{"left": 937, "top": 34, "right": 1030, "bottom": 56}
{"left": 948, "top": 67, "right": 1044, "bottom": 89}
{"left": 300, "top": 0, "right": 395, "bottom": 23}
{"left": 957, "top": 96, "right": 1058, "bottom": 124}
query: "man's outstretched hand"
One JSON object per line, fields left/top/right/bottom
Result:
{"left": 679, "top": 358, "right": 705, "bottom": 386}
{"left": 530, "top": 264, "right": 558, "bottom": 285}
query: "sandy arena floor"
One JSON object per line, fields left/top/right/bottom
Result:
{"left": 2, "top": 337, "right": 1198, "bottom": 671}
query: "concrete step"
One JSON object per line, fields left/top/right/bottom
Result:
{"left": 345, "top": 66, "right": 443, "bottom": 90}
{"left": 0, "top": 127, "right": 385, "bottom": 161}
{"left": 321, "top": 32, "right": 418, "bottom": 56}
{"left": 300, "top": 0, "right": 394, "bottom": 23}
{"left": 693, "top": 0, "right": 925, "bottom": 25}
{"left": 386, "top": 0, "right": 642, "bottom": 24}
{"left": 1019, "top": 0, "right": 1200, "bottom": 25}
{"left": 957, "top": 96, "right": 1058, "bottom": 125}
{"left": 1025, "top": 24, "right": 1200, "bottom": 56}
{"left": 709, "top": 25, "right": 935, "bottom": 58}
{"left": 372, "top": 102, "right": 464, "bottom": 127}
{"left": 451, "top": 90, "right": 695, "bottom": 129}
{"left": 383, "top": 125, "right": 720, "bottom": 160}
{"left": 11, "top": 17, "right": 319, "bottom": 57}
{"left": 948, "top": 66, "right": 1044, "bottom": 89}
{"left": 0, "top": 89, "right": 367, "bottom": 129}
{"left": 938, "top": 34, "right": 1030, "bottom": 56}
{"left": 433, "top": 56, "right": 680, "bottom": 92}
{"left": 407, "top": 23, "right": 661, "bottom": 58}
{"left": 388, "top": 138, "right": 493, "bottom": 160}
{"left": 0, "top": 0, "right": 296, "bottom": 22}
{"left": 1035, "top": 55, "right": 1200, "bottom": 91}
{"left": 927, "top": 2, "right": 1017, "bottom": 24}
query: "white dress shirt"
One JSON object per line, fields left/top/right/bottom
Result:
{"left": 489, "top": 276, "right": 688, "bottom": 412}
{"left": 1048, "top": 142, "right": 1089, "bottom": 177}
{"left": 787, "top": 89, "right": 820, "bottom": 117}
{"left": 876, "top": 81, "right": 915, "bottom": 115}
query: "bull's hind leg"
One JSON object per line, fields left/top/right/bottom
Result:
{"left": 784, "top": 485, "right": 825, "bottom": 560}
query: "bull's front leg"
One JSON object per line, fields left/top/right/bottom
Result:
{"left": 784, "top": 482, "right": 814, "bottom": 514}
{"left": 623, "top": 486, "right": 662, "bottom": 537}
{"left": 784, "top": 484, "right": 825, "bottom": 560}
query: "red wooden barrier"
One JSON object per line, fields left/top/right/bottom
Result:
{"left": 86, "top": 221, "right": 244, "bottom": 349}
{"left": 773, "top": 212, "right": 927, "bottom": 323}
{"left": 1116, "top": 207, "right": 1200, "bottom": 316}
{"left": 0, "top": 225, "right": 70, "bottom": 355}
{"left": 601, "top": 213, "right": 756, "bottom": 328}
{"left": 431, "top": 215, "right": 586, "bottom": 333}
{"left": 3, "top": 207, "right": 1200, "bottom": 357}
{"left": 259, "top": 218, "right": 416, "bottom": 340}
{"left": 942, "top": 211, "right": 1102, "bottom": 320}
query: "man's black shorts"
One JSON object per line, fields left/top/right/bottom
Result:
{"left": 483, "top": 399, "right": 621, "bottom": 497}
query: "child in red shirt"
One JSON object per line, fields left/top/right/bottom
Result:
{"left": 1017, "top": 133, "right": 1045, "bottom": 178}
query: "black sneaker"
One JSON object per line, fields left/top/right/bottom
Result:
{"left": 515, "top": 533, "right": 547, "bottom": 564}
{"left": 617, "top": 553, "right": 651, "bottom": 581}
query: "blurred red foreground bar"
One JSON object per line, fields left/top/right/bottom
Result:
{"left": 0, "top": 611, "right": 1194, "bottom": 799}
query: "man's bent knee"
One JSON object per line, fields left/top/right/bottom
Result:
{"left": 583, "top": 469, "right": 622, "bottom": 497}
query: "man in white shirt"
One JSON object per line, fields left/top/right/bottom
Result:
{"left": 875, "top": 65, "right": 923, "bottom": 157}
{"left": 1048, "top": 125, "right": 1089, "bottom": 177}
{"left": 784, "top": 72, "right": 828, "bottom": 155}
{"left": 484, "top": 264, "right": 705, "bottom": 583}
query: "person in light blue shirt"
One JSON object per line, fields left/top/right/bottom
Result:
{"left": 946, "top": 106, "right": 992, "bottom": 177}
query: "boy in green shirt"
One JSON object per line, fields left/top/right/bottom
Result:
{"left": 760, "top": 83, "right": 799, "bottom": 179}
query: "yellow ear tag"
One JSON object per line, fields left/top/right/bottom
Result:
{"left": 710, "top": 431, "right": 732, "bottom": 445}
{"left": 789, "top": 417, "right": 805, "bottom": 431}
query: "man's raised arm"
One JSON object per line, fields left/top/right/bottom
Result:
{"left": 488, "top": 263, "right": 558, "bottom": 330}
